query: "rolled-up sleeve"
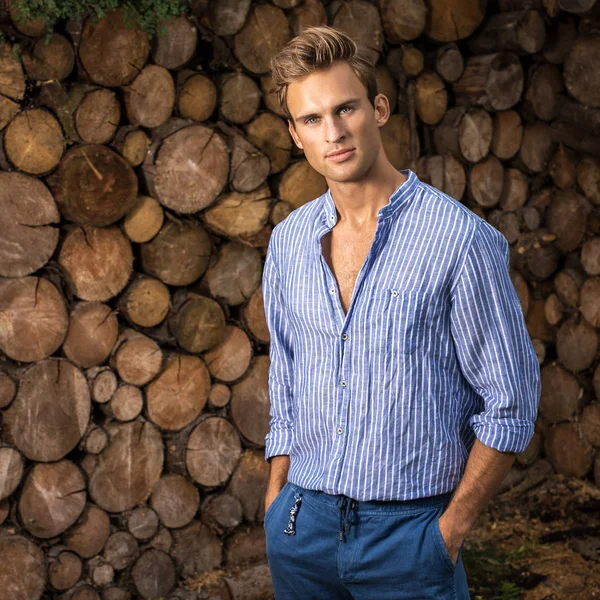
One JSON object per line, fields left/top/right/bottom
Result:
{"left": 262, "top": 236, "right": 295, "bottom": 463}
{"left": 450, "top": 220, "right": 541, "bottom": 453}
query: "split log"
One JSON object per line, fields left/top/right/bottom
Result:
{"left": 109, "top": 385, "right": 144, "bottom": 422}
{"left": 19, "top": 460, "right": 86, "bottom": 538}
{"left": 4, "top": 108, "right": 64, "bottom": 174}
{"left": 415, "top": 71, "right": 447, "bottom": 125}
{"left": 126, "top": 507, "right": 159, "bottom": 541}
{"left": 545, "top": 422, "right": 594, "bottom": 477}
{"left": 48, "top": 550, "right": 83, "bottom": 591}
{"left": 556, "top": 315, "right": 598, "bottom": 373}
{"left": 245, "top": 113, "right": 292, "bottom": 175}
{"left": 118, "top": 276, "right": 170, "bottom": 328}
{"left": 225, "top": 450, "right": 269, "bottom": 522}
{"left": 260, "top": 74, "right": 286, "bottom": 118}
{"left": 218, "top": 123, "right": 270, "bottom": 193}
{"left": 578, "top": 157, "right": 600, "bottom": 207}
{"left": 0, "top": 94, "right": 19, "bottom": 131}
{"left": 233, "top": 5, "right": 291, "bottom": 74}
{"left": 376, "top": 65, "right": 397, "bottom": 113}
{"left": 0, "top": 446, "right": 23, "bottom": 500}
{"left": 453, "top": 52, "right": 524, "bottom": 111}
{"left": 468, "top": 9, "right": 546, "bottom": 55}
{"left": 89, "top": 421, "right": 164, "bottom": 513}
{"left": 290, "top": 0, "right": 327, "bottom": 35}
{"left": 87, "top": 556, "right": 114, "bottom": 588}
{"left": 73, "top": 87, "right": 121, "bottom": 144}
{"left": 242, "top": 286, "right": 270, "bottom": 344}
{"left": 331, "top": 0, "right": 384, "bottom": 65}
{"left": 0, "top": 536, "right": 45, "bottom": 600}
{"left": 152, "top": 16, "right": 197, "bottom": 70}
{"left": 202, "top": 184, "right": 272, "bottom": 243}
{"left": 150, "top": 474, "right": 199, "bottom": 529}
{"left": 146, "top": 355, "right": 211, "bottom": 431}
{"left": 523, "top": 64, "right": 564, "bottom": 122}
{"left": 563, "top": 36, "right": 600, "bottom": 108}
{"left": 554, "top": 268, "right": 584, "bottom": 308}
{"left": 64, "top": 505, "right": 111, "bottom": 559}
{"left": 525, "top": 244, "right": 560, "bottom": 281}
{"left": 209, "top": 383, "right": 232, "bottom": 408}
{"left": 203, "top": 242, "right": 263, "bottom": 306}
{"left": 277, "top": 160, "right": 328, "bottom": 209}
{"left": 0, "top": 371, "right": 16, "bottom": 409}
{"left": 581, "top": 404, "right": 600, "bottom": 447}
{"left": 3, "top": 359, "right": 90, "bottom": 461}
{"left": 124, "top": 65, "right": 175, "bottom": 128}
{"left": 140, "top": 219, "right": 212, "bottom": 286}
{"left": 0, "top": 42, "right": 26, "bottom": 100}
{"left": 202, "top": 493, "right": 244, "bottom": 532}
{"left": 219, "top": 73, "right": 261, "bottom": 125}
{"left": 62, "top": 302, "right": 119, "bottom": 369}
{"left": 113, "top": 127, "right": 151, "bottom": 167}
{"left": 499, "top": 168, "right": 528, "bottom": 211}
{"left": 468, "top": 155, "right": 504, "bottom": 208}
{"left": 436, "top": 44, "right": 464, "bottom": 83}
{"left": 142, "top": 121, "right": 229, "bottom": 213}
{"left": 22, "top": 33, "right": 74, "bottom": 81}
{"left": 186, "top": 417, "right": 242, "bottom": 487}
{"left": 540, "top": 363, "right": 582, "bottom": 423}
{"left": 558, "top": 0, "right": 598, "bottom": 12}
{"left": 543, "top": 15, "right": 577, "bottom": 65}
{"left": 413, "top": 155, "right": 466, "bottom": 201}
{"left": 207, "top": 0, "right": 252, "bottom": 36}
{"left": 112, "top": 331, "right": 163, "bottom": 386}
{"left": 582, "top": 239, "right": 600, "bottom": 276}
{"left": 103, "top": 531, "right": 138, "bottom": 570}
{"left": 178, "top": 73, "right": 217, "bottom": 122}
{"left": 0, "top": 276, "right": 68, "bottom": 362}
{"left": 203, "top": 325, "right": 253, "bottom": 383}
{"left": 425, "top": 0, "right": 487, "bottom": 42}
{"left": 380, "top": 0, "right": 426, "bottom": 42}
{"left": 0, "top": 172, "right": 59, "bottom": 277}
{"left": 83, "top": 427, "right": 108, "bottom": 455}
{"left": 132, "top": 550, "right": 176, "bottom": 600}
{"left": 123, "top": 196, "right": 164, "bottom": 243}
{"left": 47, "top": 145, "right": 138, "bottom": 227}
{"left": 9, "top": 3, "right": 48, "bottom": 36}
{"left": 519, "top": 122, "right": 554, "bottom": 173}
{"left": 580, "top": 278, "right": 600, "bottom": 327}
{"left": 491, "top": 110, "right": 523, "bottom": 160}
{"left": 148, "top": 526, "right": 172, "bottom": 554}
{"left": 58, "top": 226, "right": 134, "bottom": 302}
{"left": 170, "top": 521, "right": 222, "bottom": 578}
{"left": 230, "top": 355, "right": 270, "bottom": 446}
{"left": 70, "top": 585, "right": 100, "bottom": 600}
{"left": 381, "top": 114, "right": 416, "bottom": 171}
{"left": 549, "top": 145, "right": 577, "bottom": 190}
{"left": 87, "top": 367, "right": 118, "bottom": 404}
{"left": 79, "top": 9, "right": 150, "bottom": 87}
{"left": 545, "top": 191, "right": 587, "bottom": 252}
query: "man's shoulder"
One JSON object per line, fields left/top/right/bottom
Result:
{"left": 270, "top": 192, "right": 326, "bottom": 245}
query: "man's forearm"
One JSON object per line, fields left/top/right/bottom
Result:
{"left": 267, "top": 455, "right": 290, "bottom": 490}
{"left": 441, "top": 438, "right": 516, "bottom": 542}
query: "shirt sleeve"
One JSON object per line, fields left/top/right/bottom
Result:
{"left": 450, "top": 219, "right": 541, "bottom": 454}
{"left": 262, "top": 236, "right": 295, "bottom": 463}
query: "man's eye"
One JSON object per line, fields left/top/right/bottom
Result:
{"left": 305, "top": 117, "right": 318, "bottom": 124}
{"left": 339, "top": 107, "right": 352, "bottom": 114}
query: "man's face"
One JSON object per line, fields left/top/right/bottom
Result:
{"left": 286, "top": 61, "right": 389, "bottom": 184}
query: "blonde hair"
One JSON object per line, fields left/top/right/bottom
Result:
{"left": 269, "top": 25, "right": 377, "bottom": 123}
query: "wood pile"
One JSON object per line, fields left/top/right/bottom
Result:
{"left": 0, "top": 0, "right": 599, "bottom": 598}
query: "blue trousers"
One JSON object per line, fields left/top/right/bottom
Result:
{"left": 264, "top": 481, "right": 470, "bottom": 599}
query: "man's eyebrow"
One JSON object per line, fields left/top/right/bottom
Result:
{"left": 295, "top": 98, "right": 361, "bottom": 123}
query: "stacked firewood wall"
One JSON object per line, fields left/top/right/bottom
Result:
{"left": 0, "top": 0, "right": 599, "bottom": 598}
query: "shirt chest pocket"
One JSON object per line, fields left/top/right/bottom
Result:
{"left": 375, "top": 288, "right": 429, "bottom": 355}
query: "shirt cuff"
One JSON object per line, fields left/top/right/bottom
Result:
{"left": 470, "top": 418, "right": 535, "bottom": 454}
{"left": 264, "top": 429, "right": 294, "bottom": 463}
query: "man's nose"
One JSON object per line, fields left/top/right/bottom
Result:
{"left": 324, "top": 118, "right": 345, "bottom": 143}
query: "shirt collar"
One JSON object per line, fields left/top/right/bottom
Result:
{"left": 321, "top": 169, "right": 418, "bottom": 228}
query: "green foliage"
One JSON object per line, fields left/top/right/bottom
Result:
{"left": 493, "top": 581, "right": 523, "bottom": 600}
{"left": 9, "top": 0, "right": 191, "bottom": 38}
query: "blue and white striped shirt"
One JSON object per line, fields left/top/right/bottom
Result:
{"left": 262, "top": 169, "right": 540, "bottom": 501}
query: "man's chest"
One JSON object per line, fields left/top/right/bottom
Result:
{"left": 320, "top": 225, "right": 377, "bottom": 315}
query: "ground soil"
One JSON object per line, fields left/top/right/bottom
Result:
{"left": 464, "top": 459, "right": 600, "bottom": 600}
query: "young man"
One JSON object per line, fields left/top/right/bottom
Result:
{"left": 262, "top": 25, "right": 540, "bottom": 600}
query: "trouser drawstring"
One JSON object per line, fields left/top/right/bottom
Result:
{"left": 336, "top": 496, "right": 357, "bottom": 542}
{"left": 284, "top": 493, "right": 302, "bottom": 535}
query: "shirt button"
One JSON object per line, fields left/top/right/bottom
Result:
{"left": 337, "top": 428, "right": 343, "bottom": 434}
{"left": 330, "top": 288, "right": 335, "bottom": 293}
{"left": 340, "top": 381, "right": 347, "bottom": 388}
{"left": 330, "top": 214, "right": 335, "bottom": 220}
{"left": 391, "top": 289, "right": 399, "bottom": 297}
{"left": 341, "top": 333, "right": 348, "bottom": 341}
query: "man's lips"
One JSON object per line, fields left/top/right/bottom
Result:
{"left": 326, "top": 148, "right": 355, "bottom": 162}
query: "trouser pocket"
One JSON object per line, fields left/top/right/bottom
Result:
{"left": 264, "top": 482, "right": 290, "bottom": 527}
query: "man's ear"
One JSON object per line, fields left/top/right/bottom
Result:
{"left": 288, "top": 120, "right": 303, "bottom": 149}
{"left": 374, "top": 93, "right": 391, "bottom": 128}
